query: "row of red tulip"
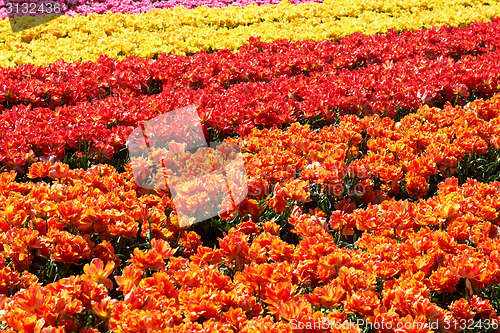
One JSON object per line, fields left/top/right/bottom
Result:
{"left": 2, "top": 19, "right": 500, "bottom": 110}
{"left": 2, "top": 48, "right": 500, "bottom": 173}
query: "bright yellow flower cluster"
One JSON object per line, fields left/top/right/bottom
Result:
{"left": 1, "top": 0, "right": 500, "bottom": 66}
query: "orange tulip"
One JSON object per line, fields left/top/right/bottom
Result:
{"left": 82, "top": 258, "right": 115, "bottom": 290}
{"left": 308, "top": 282, "right": 345, "bottom": 309}
{"left": 344, "top": 290, "right": 380, "bottom": 317}
{"left": 115, "top": 265, "right": 143, "bottom": 293}
{"left": 128, "top": 247, "right": 164, "bottom": 271}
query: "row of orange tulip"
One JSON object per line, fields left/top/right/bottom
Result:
{"left": 131, "top": 94, "right": 500, "bottom": 222}
{"left": 0, "top": 172, "right": 499, "bottom": 331}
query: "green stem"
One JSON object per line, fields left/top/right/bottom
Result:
{"left": 26, "top": 246, "right": 30, "bottom": 272}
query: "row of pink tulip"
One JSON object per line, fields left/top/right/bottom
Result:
{"left": 0, "top": 0, "right": 322, "bottom": 19}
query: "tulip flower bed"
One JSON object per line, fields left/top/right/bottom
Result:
{"left": 3, "top": 0, "right": 500, "bottom": 331}
{"left": 1, "top": 0, "right": 500, "bottom": 66}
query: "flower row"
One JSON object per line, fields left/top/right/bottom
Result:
{"left": 1, "top": 0, "right": 499, "bottom": 66}
{"left": 0, "top": 0, "right": 323, "bottom": 19}
{"left": 3, "top": 19, "right": 500, "bottom": 110}
{"left": 3, "top": 48, "right": 500, "bottom": 172}
{"left": 0, "top": 165, "right": 499, "bottom": 331}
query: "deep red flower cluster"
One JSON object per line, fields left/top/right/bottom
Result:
{"left": 0, "top": 56, "right": 156, "bottom": 110}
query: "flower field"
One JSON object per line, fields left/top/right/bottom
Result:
{"left": 2, "top": 0, "right": 500, "bottom": 332}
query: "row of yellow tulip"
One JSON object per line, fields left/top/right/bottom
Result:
{"left": 1, "top": 0, "right": 500, "bottom": 66}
